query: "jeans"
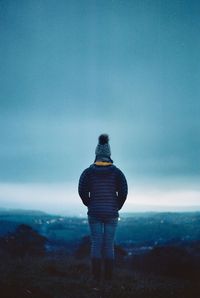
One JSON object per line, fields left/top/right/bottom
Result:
{"left": 88, "top": 216, "right": 118, "bottom": 260}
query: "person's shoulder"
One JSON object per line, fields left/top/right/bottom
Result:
{"left": 82, "top": 164, "right": 96, "bottom": 173}
{"left": 113, "top": 164, "right": 121, "bottom": 171}
{"left": 113, "top": 165, "right": 126, "bottom": 176}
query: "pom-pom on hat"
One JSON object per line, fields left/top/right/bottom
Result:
{"left": 98, "top": 134, "right": 109, "bottom": 145}
{"left": 95, "top": 134, "right": 113, "bottom": 163}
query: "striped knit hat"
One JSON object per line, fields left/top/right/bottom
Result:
{"left": 95, "top": 134, "right": 113, "bottom": 162}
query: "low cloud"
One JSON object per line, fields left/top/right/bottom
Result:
{"left": 0, "top": 183, "right": 199, "bottom": 215}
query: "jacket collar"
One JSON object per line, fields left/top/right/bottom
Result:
{"left": 94, "top": 161, "right": 113, "bottom": 166}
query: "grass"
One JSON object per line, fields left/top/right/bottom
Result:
{"left": 0, "top": 253, "right": 200, "bottom": 298}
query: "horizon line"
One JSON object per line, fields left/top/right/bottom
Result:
{"left": 1, "top": 206, "right": 200, "bottom": 217}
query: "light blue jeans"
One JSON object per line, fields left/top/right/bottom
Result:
{"left": 88, "top": 216, "right": 118, "bottom": 260}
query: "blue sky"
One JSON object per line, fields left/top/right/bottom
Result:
{"left": 0, "top": 0, "right": 199, "bottom": 213}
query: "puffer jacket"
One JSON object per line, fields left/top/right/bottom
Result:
{"left": 78, "top": 164, "right": 128, "bottom": 219}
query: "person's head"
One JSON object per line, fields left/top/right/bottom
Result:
{"left": 95, "top": 134, "right": 113, "bottom": 163}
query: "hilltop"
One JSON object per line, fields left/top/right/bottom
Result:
{"left": 0, "top": 209, "right": 200, "bottom": 297}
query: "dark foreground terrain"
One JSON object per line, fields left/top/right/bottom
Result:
{"left": 0, "top": 209, "right": 200, "bottom": 297}
{"left": 0, "top": 253, "right": 200, "bottom": 298}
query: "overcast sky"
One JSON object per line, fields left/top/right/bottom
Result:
{"left": 0, "top": 0, "right": 199, "bottom": 213}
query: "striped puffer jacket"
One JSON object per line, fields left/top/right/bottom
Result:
{"left": 78, "top": 164, "right": 128, "bottom": 219}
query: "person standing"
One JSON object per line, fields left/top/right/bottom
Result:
{"left": 78, "top": 134, "right": 128, "bottom": 282}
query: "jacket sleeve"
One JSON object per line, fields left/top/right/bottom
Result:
{"left": 116, "top": 169, "right": 128, "bottom": 210}
{"left": 78, "top": 169, "right": 90, "bottom": 206}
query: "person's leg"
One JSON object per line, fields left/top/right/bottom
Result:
{"left": 103, "top": 218, "right": 118, "bottom": 280}
{"left": 88, "top": 216, "right": 103, "bottom": 281}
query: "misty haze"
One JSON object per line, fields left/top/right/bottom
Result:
{"left": 0, "top": 0, "right": 200, "bottom": 297}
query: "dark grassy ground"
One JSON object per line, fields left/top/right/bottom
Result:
{"left": 0, "top": 253, "right": 200, "bottom": 298}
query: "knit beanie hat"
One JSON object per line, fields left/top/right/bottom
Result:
{"left": 95, "top": 134, "right": 113, "bottom": 163}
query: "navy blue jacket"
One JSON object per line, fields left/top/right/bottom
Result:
{"left": 78, "top": 164, "right": 128, "bottom": 219}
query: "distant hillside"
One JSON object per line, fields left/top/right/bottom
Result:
{"left": 0, "top": 209, "right": 55, "bottom": 236}
{"left": 0, "top": 209, "right": 200, "bottom": 248}
{"left": 0, "top": 208, "right": 48, "bottom": 217}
